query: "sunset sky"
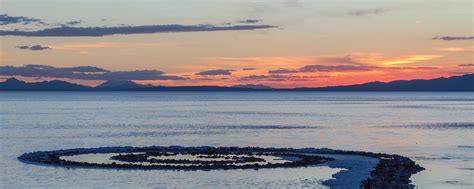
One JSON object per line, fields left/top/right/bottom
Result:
{"left": 1, "top": 0, "right": 473, "bottom": 88}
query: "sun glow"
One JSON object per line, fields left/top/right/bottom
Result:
{"left": 381, "top": 55, "right": 441, "bottom": 66}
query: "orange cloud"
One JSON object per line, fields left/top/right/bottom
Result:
{"left": 437, "top": 47, "right": 465, "bottom": 52}
{"left": 384, "top": 66, "right": 439, "bottom": 71}
{"left": 209, "top": 54, "right": 442, "bottom": 70}
{"left": 381, "top": 55, "right": 441, "bottom": 66}
{"left": 436, "top": 47, "right": 473, "bottom": 53}
{"left": 188, "top": 54, "right": 447, "bottom": 87}
{"left": 9, "top": 53, "right": 454, "bottom": 88}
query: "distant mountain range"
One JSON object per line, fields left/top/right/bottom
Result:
{"left": 95, "top": 80, "right": 153, "bottom": 90}
{"left": 297, "top": 74, "right": 474, "bottom": 91}
{"left": 1, "top": 74, "right": 473, "bottom": 91}
{"left": 0, "top": 78, "right": 90, "bottom": 91}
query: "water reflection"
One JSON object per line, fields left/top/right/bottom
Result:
{"left": 0, "top": 92, "right": 472, "bottom": 188}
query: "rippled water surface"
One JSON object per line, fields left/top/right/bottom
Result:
{"left": 1, "top": 92, "right": 473, "bottom": 188}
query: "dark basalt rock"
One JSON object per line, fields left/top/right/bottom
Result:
{"left": 110, "top": 152, "right": 268, "bottom": 165}
{"left": 18, "top": 146, "right": 333, "bottom": 171}
{"left": 360, "top": 154, "right": 425, "bottom": 189}
{"left": 309, "top": 150, "right": 425, "bottom": 189}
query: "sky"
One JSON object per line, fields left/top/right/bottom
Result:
{"left": 0, "top": 0, "right": 473, "bottom": 88}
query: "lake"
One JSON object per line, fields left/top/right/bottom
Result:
{"left": 0, "top": 92, "right": 472, "bottom": 188}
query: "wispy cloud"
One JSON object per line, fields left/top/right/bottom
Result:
{"left": 381, "top": 55, "right": 441, "bottom": 65}
{"left": 242, "top": 68, "right": 257, "bottom": 70}
{"left": 0, "top": 14, "right": 88, "bottom": 28}
{"left": 269, "top": 65, "right": 374, "bottom": 74}
{"left": 384, "top": 66, "right": 439, "bottom": 71}
{"left": 209, "top": 54, "right": 442, "bottom": 75}
{"left": 433, "top": 36, "right": 474, "bottom": 41}
{"left": 240, "top": 75, "right": 286, "bottom": 80}
{"left": 239, "top": 74, "right": 330, "bottom": 82}
{"left": 257, "top": 54, "right": 441, "bottom": 76}
{"left": 348, "top": 8, "right": 391, "bottom": 17}
{"left": 0, "top": 14, "right": 45, "bottom": 25}
{"left": 459, "top": 64, "right": 474, "bottom": 67}
{"left": 196, "top": 69, "right": 234, "bottom": 76}
{"left": 16, "top": 45, "right": 51, "bottom": 51}
{"left": 208, "top": 55, "right": 364, "bottom": 71}
{"left": 0, "top": 24, "right": 277, "bottom": 37}
{"left": 436, "top": 47, "right": 469, "bottom": 52}
{"left": 60, "top": 20, "right": 82, "bottom": 27}
{"left": 237, "top": 19, "right": 261, "bottom": 24}
{"left": 0, "top": 65, "right": 186, "bottom": 81}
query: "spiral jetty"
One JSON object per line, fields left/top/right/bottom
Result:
{"left": 18, "top": 146, "right": 424, "bottom": 188}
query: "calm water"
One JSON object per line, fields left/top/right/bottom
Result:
{"left": 1, "top": 92, "right": 473, "bottom": 188}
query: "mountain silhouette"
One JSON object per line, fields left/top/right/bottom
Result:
{"left": 0, "top": 74, "right": 472, "bottom": 91}
{"left": 294, "top": 74, "right": 474, "bottom": 91}
{"left": 0, "top": 78, "right": 91, "bottom": 91}
{"left": 96, "top": 80, "right": 149, "bottom": 90}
